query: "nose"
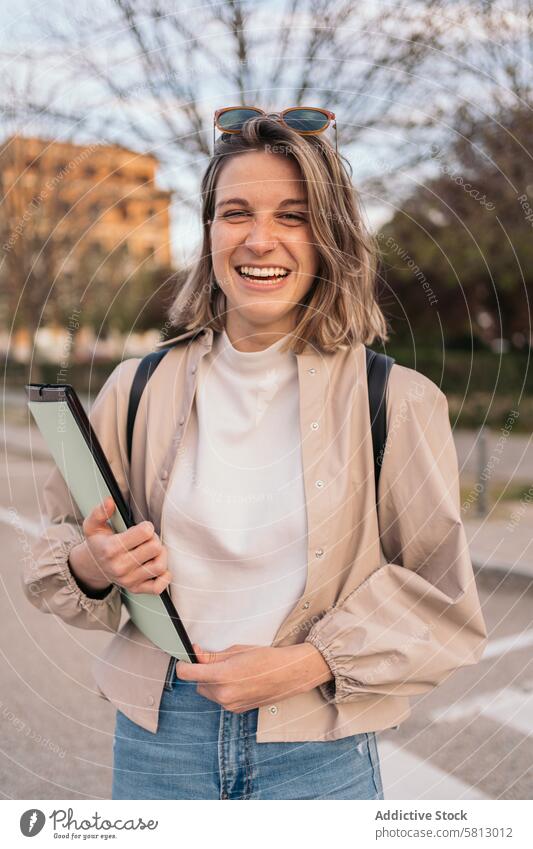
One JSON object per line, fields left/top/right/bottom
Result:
{"left": 244, "top": 217, "right": 278, "bottom": 255}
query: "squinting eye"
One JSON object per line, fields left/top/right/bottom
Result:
{"left": 222, "top": 211, "right": 250, "bottom": 218}
{"left": 280, "top": 213, "right": 306, "bottom": 221}
{"left": 222, "top": 211, "right": 306, "bottom": 222}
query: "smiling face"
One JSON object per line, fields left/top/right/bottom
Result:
{"left": 209, "top": 149, "right": 320, "bottom": 351}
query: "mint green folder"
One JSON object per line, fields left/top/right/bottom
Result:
{"left": 25, "top": 383, "right": 196, "bottom": 663}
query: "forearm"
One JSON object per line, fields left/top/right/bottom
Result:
{"left": 291, "top": 641, "right": 334, "bottom": 693}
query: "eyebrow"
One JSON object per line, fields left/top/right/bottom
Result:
{"left": 215, "top": 197, "right": 308, "bottom": 210}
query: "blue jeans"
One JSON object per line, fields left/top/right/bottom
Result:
{"left": 112, "top": 670, "right": 384, "bottom": 800}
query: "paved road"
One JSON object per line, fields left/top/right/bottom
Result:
{"left": 1, "top": 448, "right": 532, "bottom": 800}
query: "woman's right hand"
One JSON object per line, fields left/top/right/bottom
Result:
{"left": 68, "top": 496, "right": 173, "bottom": 595}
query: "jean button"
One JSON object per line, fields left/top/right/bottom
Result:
{"left": 269, "top": 705, "right": 278, "bottom": 715}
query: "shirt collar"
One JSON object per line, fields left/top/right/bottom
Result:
{"left": 155, "top": 325, "right": 325, "bottom": 359}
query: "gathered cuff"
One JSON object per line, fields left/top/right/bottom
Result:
{"left": 305, "top": 628, "right": 365, "bottom": 704}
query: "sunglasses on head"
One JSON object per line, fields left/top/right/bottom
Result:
{"left": 213, "top": 106, "right": 337, "bottom": 153}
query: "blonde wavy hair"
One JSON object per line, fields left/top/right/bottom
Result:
{"left": 166, "top": 115, "right": 389, "bottom": 353}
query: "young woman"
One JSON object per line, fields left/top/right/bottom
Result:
{"left": 24, "top": 109, "right": 488, "bottom": 800}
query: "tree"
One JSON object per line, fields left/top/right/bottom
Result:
{"left": 4, "top": 0, "right": 452, "bottom": 212}
{"left": 379, "top": 104, "right": 533, "bottom": 350}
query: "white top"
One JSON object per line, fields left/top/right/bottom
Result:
{"left": 161, "top": 328, "right": 308, "bottom": 651}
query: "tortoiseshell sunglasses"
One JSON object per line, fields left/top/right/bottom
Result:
{"left": 213, "top": 106, "right": 337, "bottom": 153}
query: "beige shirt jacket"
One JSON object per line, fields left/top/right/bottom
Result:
{"left": 22, "top": 326, "right": 488, "bottom": 743}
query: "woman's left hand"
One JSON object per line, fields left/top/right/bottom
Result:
{"left": 175, "top": 642, "right": 333, "bottom": 713}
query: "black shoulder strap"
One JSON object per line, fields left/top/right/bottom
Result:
{"left": 365, "top": 347, "right": 395, "bottom": 493}
{"left": 127, "top": 344, "right": 395, "bottom": 497}
{"left": 127, "top": 348, "right": 171, "bottom": 466}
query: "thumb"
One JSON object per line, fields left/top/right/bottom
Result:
{"left": 84, "top": 497, "right": 116, "bottom": 537}
{"left": 192, "top": 643, "right": 220, "bottom": 664}
{"left": 194, "top": 643, "right": 254, "bottom": 664}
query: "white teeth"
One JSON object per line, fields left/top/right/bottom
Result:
{"left": 237, "top": 266, "right": 290, "bottom": 279}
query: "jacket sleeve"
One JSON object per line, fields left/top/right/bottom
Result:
{"left": 305, "top": 364, "right": 488, "bottom": 703}
{"left": 20, "top": 357, "right": 140, "bottom": 632}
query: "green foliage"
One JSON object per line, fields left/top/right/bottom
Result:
{"left": 379, "top": 104, "right": 533, "bottom": 351}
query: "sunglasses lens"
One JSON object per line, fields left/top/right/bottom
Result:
{"left": 217, "top": 108, "right": 263, "bottom": 131}
{"left": 283, "top": 109, "right": 329, "bottom": 132}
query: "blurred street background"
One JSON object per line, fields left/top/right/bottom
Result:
{"left": 1, "top": 0, "right": 532, "bottom": 800}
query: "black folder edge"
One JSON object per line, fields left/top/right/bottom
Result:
{"left": 25, "top": 382, "right": 198, "bottom": 663}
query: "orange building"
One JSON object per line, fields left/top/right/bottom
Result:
{"left": 0, "top": 135, "right": 172, "bottom": 267}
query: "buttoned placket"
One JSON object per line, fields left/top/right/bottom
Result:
{"left": 259, "top": 354, "right": 332, "bottom": 725}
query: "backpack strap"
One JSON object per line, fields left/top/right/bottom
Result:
{"left": 127, "top": 348, "right": 171, "bottom": 466}
{"left": 365, "top": 347, "right": 395, "bottom": 494}
{"left": 126, "top": 344, "right": 395, "bottom": 498}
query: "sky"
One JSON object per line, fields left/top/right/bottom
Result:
{"left": 2, "top": 0, "right": 521, "bottom": 266}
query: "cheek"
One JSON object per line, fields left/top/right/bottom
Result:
{"left": 210, "top": 224, "right": 241, "bottom": 258}
{"left": 289, "top": 229, "right": 319, "bottom": 270}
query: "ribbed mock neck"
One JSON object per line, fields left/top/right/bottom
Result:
{"left": 215, "top": 328, "right": 293, "bottom": 373}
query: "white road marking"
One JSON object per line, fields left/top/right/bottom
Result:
{"left": 377, "top": 740, "right": 487, "bottom": 799}
{"left": 482, "top": 630, "right": 533, "bottom": 660}
{"left": 430, "top": 685, "right": 533, "bottom": 738}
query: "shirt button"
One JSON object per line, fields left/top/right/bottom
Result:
{"left": 315, "top": 479, "right": 324, "bottom": 488}
{"left": 161, "top": 470, "right": 168, "bottom": 480}
{"left": 311, "top": 421, "right": 319, "bottom": 431}
{"left": 302, "top": 601, "right": 310, "bottom": 610}
{"left": 191, "top": 365, "right": 197, "bottom": 374}
{"left": 315, "top": 548, "right": 324, "bottom": 558}
{"left": 307, "top": 367, "right": 317, "bottom": 374}
{"left": 269, "top": 705, "right": 278, "bottom": 715}
{"left": 179, "top": 415, "right": 185, "bottom": 425}
{"left": 147, "top": 695, "right": 155, "bottom": 706}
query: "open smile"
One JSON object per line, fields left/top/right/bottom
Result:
{"left": 234, "top": 264, "right": 293, "bottom": 289}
